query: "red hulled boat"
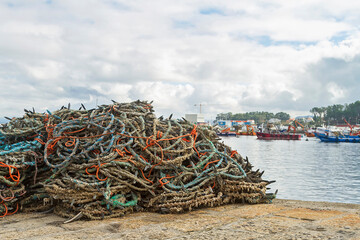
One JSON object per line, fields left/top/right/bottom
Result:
{"left": 256, "top": 132, "right": 301, "bottom": 140}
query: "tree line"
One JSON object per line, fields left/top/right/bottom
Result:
{"left": 216, "top": 111, "right": 290, "bottom": 123}
{"left": 310, "top": 100, "right": 360, "bottom": 125}
{"left": 216, "top": 100, "right": 360, "bottom": 125}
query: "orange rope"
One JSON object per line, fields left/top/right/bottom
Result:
{"left": 0, "top": 203, "right": 8, "bottom": 218}
{"left": 230, "top": 150, "right": 238, "bottom": 158}
{"left": 43, "top": 114, "right": 49, "bottom": 123}
{"left": 139, "top": 155, "right": 149, "bottom": 163}
{"left": 211, "top": 179, "right": 216, "bottom": 189}
{"left": 114, "top": 148, "right": 125, "bottom": 157}
{"left": 65, "top": 138, "right": 76, "bottom": 147}
{"left": 92, "top": 149, "right": 101, "bottom": 155}
{"left": 0, "top": 162, "right": 20, "bottom": 185}
{"left": 113, "top": 156, "right": 153, "bottom": 184}
{"left": 0, "top": 189, "right": 15, "bottom": 201}
{"left": 114, "top": 156, "right": 136, "bottom": 165}
{"left": 143, "top": 104, "right": 152, "bottom": 110}
{"left": 45, "top": 123, "right": 56, "bottom": 139}
{"left": 202, "top": 159, "right": 220, "bottom": 170}
{"left": 5, "top": 203, "right": 18, "bottom": 216}
{"left": 63, "top": 127, "right": 86, "bottom": 135}
{"left": 146, "top": 141, "right": 164, "bottom": 178}
{"left": 85, "top": 163, "right": 108, "bottom": 181}
{"left": 34, "top": 138, "right": 45, "bottom": 145}
{"left": 140, "top": 169, "right": 153, "bottom": 184}
{"left": 124, "top": 147, "right": 131, "bottom": 154}
{"left": 159, "top": 175, "right": 175, "bottom": 187}
{"left": 46, "top": 124, "right": 200, "bottom": 187}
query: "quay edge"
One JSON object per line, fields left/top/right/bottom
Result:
{"left": 0, "top": 199, "right": 359, "bottom": 240}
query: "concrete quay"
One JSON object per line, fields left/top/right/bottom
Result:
{"left": 1, "top": 199, "right": 359, "bottom": 240}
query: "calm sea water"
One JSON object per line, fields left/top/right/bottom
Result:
{"left": 221, "top": 136, "right": 360, "bottom": 204}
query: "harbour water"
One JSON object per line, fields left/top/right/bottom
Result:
{"left": 222, "top": 136, "right": 360, "bottom": 204}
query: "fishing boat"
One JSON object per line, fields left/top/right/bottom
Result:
{"left": 304, "top": 129, "right": 316, "bottom": 137}
{"left": 314, "top": 127, "right": 358, "bottom": 139}
{"left": 256, "top": 132, "right": 301, "bottom": 140}
{"left": 256, "top": 122, "right": 302, "bottom": 140}
{"left": 238, "top": 131, "right": 256, "bottom": 136}
{"left": 318, "top": 135, "right": 360, "bottom": 143}
{"left": 237, "top": 125, "right": 257, "bottom": 136}
{"left": 342, "top": 118, "right": 360, "bottom": 136}
{"left": 216, "top": 127, "right": 237, "bottom": 137}
{"left": 217, "top": 132, "right": 237, "bottom": 137}
{"left": 305, "top": 132, "right": 315, "bottom": 137}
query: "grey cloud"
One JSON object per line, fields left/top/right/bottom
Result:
{"left": 239, "top": 56, "right": 360, "bottom": 113}
{"left": 308, "top": 57, "right": 360, "bottom": 87}
{"left": 62, "top": 86, "right": 104, "bottom": 99}
{"left": 242, "top": 91, "right": 296, "bottom": 111}
{"left": 293, "top": 56, "right": 360, "bottom": 109}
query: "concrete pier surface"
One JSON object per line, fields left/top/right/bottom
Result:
{"left": 1, "top": 199, "right": 359, "bottom": 240}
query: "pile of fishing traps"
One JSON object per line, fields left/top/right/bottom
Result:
{"left": 0, "top": 100, "right": 276, "bottom": 221}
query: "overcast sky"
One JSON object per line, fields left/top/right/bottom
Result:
{"left": 1, "top": 0, "right": 360, "bottom": 121}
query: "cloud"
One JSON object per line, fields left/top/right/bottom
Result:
{"left": 0, "top": 0, "right": 360, "bottom": 121}
{"left": 293, "top": 55, "right": 360, "bottom": 107}
{"left": 130, "top": 82, "right": 195, "bottom": 115}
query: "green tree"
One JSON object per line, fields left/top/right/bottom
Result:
{"left": 275, "top": 112, "right": 290, "bottom": 121}
{"left": 216, "top": 111, "right": 289, "bottom": 124}
{"left": 310, "top": 100, "right": 360, "bottom": 125}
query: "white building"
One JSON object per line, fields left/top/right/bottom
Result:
{"left": 185, "top": 114, "right": 205, "bottom": 124}
{"left": 268, "top": 118, "right": 281, "bottom": 124}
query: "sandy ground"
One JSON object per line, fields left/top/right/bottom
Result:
{"left": 1, "top": 199, "right": 359, "bottom": 240}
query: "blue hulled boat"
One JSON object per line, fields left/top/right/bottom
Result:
{"left": 318, "top": 135, "right": 360, "bottom": 143}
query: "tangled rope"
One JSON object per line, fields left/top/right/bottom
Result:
{"left": 0, "top": 100, "right": 276, "bottom": 220}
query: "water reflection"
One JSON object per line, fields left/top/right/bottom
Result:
{"left": 222, "top": 136, "right": 360, "bottom": 204}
